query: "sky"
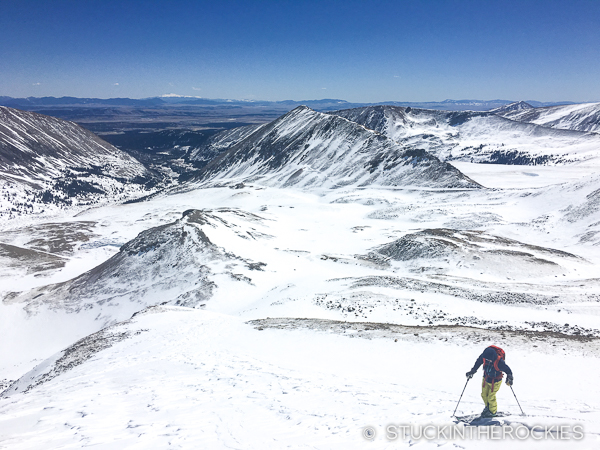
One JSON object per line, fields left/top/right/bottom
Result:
{"left": 1, "top": 0, "right": 599, "bottom": 103}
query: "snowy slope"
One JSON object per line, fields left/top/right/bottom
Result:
{"left": 194, "top": 106, "right": 479, "bottom": 189}
{"left": 499, "top": 102, "right": 600, "bottom": 134}
{"left": 2, "top": 306, "right": 600, "bottom": 449}
{"left": 333, "top": 105, "right": 600, "bottom": 165}
{"left": 0, "top": 106, "right": 157, "bottom": 218}
{"left": 187, "top": 123, "right": 266, "bottom": 164}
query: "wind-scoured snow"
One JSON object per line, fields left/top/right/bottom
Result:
{"left": 498, "top": 102, "right": 600, "bottom": 134}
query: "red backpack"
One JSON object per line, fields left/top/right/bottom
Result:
{"left": 483, "top": 345, "right": 505, "bottom": 389}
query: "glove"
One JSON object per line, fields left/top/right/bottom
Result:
{"left": 506, "top": 375, "right": 514, "bottom": 386}
{"left": 466, "top": 370, "right": 475, "bottom": 379}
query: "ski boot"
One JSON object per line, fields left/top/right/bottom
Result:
{"left": 481, "top": 407, "right": 497, "bottom": 418}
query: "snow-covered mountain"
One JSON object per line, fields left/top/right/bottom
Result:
{"left": 2, "top": 102, "right": 600, "bottom": 449}
{"left": 0, "top": 106, "right": 157, "bottom": 218}
{"left": 6, "top": 208, "right": 265, "bottom": 314}
{"left": 488, "top": 101, "right": 534, "bottom": 114}
{"left": 333, "top": 105, "right": 600, "bottom": 165}
{"left": 497, "top": 102, "right": 600, "bottom": 134}
{"left": 194, "top": 106, "right": 479, "bottom": 189}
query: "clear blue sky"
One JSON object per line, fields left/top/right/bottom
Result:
{"left": 1, "top": 0, "right": 599, "bottom": 102}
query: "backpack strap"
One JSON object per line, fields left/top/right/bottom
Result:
{"left": 493, "top": 353, "right": 501, "bottom": 372}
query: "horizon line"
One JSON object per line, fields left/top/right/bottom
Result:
{"left": 2, "top": 95, "right": 595, "bottom": 105}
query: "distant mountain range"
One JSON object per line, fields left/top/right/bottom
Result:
{"left": 0, "top": 95, "right": 583, "bottom": 112}
{"left": 2, "top": 98, "right": 599, "bottom": 221}
{"left": 0, "top": 96, "right": 165, "bottom": 108}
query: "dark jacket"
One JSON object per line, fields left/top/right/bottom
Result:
{"left": 471, "top": 346, "right": 512, "bottom": 384}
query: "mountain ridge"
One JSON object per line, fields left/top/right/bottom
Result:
{"left": 0, "top": 106, "right": 159, "bottom": 218}
{"left": 193, "top": 106, "right": 480, "bottom": 189}
{"left": 497, "top": 102, "right": 600, "bottom": 134}
{"left": 331, "top": 105, "right": 600, "bottom": 166}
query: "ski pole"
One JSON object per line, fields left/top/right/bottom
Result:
{"left": 510, "top": 385, "right": 525, "bottom": 415}
{"left": 452, "top": 377, "right": 470, "bottom": 416}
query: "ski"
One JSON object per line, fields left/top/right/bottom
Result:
{"left": 454, "top": 412, "right": 509, "bottom": 426}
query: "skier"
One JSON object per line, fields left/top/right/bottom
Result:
{"left": 466, "top": 345, "right": 513, "bottom": 418}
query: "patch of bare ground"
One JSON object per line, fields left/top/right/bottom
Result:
{"left": 248, "top": 318, "right": 600, "bottom": 357}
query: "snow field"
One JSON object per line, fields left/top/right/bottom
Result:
{"left": 2, "top": 307, "right": 599, "bottom": 449}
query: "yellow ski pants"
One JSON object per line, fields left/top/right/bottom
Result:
{"left": 481, "top": 379, "right": 502, "bottom": 414}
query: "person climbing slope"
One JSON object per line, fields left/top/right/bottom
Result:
{"left": 466, "top": 345, "right": 513, "bottom": 418}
